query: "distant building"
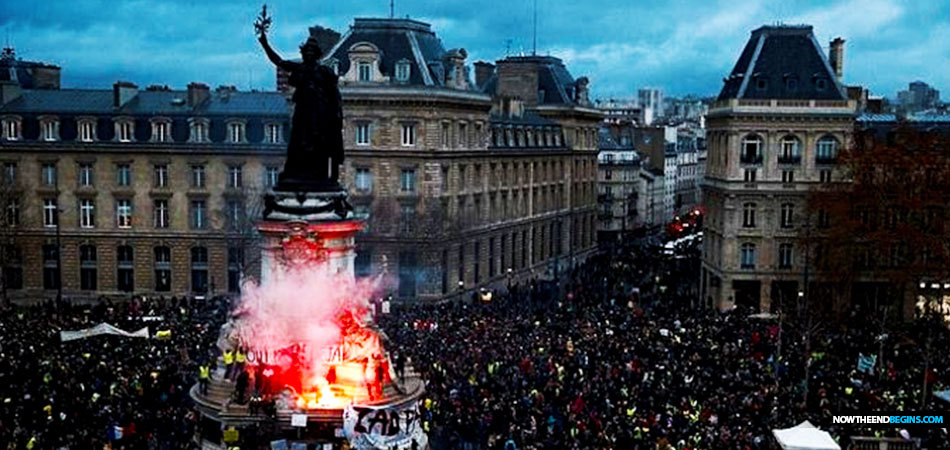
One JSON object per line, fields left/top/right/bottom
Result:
{"left": 596, "top": 130, "right": 642, "bottom": 242}
{"left": 599, "top": 98, "right": 652, "bottom": 126}
{"left": 897, "top": 81, "right": 940, "bottom": 113}
{"left": 700, "top": 25, "right": 857, "bottom": 312}
{"left": 638, "top": 87, "right": 664, "bottom": 118}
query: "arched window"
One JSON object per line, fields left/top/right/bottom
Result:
{"left": 816, "top": 136, "right": 838, "bottom": 164}
{"left": 154, "top": 246, "right": 171, "bottom": 292}
{"left": 740, "top": 243, "right": 756, "bottom": 269}
{"left": 191, "top": 246, "right": 209, "bottom": 293}
{"left": 742, "top": 202, "right": 756, "bottom": 228}
{"left": 740, "top": 134, "right": 763, "bottom": 164}
{"left": 779, "top": 135, "right": 801, "bottom": 164}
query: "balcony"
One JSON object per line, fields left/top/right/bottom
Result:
{"left": 740, "top": 154, "right": 763, "bottom": 165}
{"left": 815, "top": 156, "right": 837, "bottom": 165}
{"left": 777, "top": 155, "right": 801, "bottom": 165}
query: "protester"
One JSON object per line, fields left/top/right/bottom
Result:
{"left": 0, "top": 295, "right": 230, "bottom": 449}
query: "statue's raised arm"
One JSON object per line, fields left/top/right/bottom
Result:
{"left": 255, "top": 5, "right": 295, "bottom": 71}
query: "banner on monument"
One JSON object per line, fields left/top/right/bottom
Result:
{"left": 343, "top": 400, "right": 428, "bottom": 450}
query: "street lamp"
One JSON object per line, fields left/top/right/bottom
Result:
{"left": 506, "top": 268, "right": 513, "bottom": 292}
{"left": 457, "top": 280, "right": 464, "bottom": 304}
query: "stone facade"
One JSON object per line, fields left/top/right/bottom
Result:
{"left": 699, "top": 25, "right": 856, "bottom": 311}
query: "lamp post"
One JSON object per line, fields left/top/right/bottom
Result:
{"left": 506, "top": 267, "right": 513, "bottom": 293}
{"left": 457, "top": 280, "right": 464, "bottom": 304}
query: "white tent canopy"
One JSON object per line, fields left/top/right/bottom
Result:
{"left": 936, "top": 390, "right": 950, "bottom": 404}
{"left": 772, "top": 421, "right": 841, "bottom": 450}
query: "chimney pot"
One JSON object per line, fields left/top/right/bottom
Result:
{"left": 113, "top": 81, "right": 138, "bottom": 108}
{"left": 187, "top": 82, "right": 210, "bottom": 107}
{"left": 829, "top": 37, "right": 845, "bottom": 81}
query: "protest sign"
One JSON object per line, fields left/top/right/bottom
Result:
{"left": 343, "top": 400, "right": 427, "bottom": 449}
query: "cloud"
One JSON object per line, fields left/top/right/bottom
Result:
{"left": 1, "top": 0, "right": 947, "bottom": 98}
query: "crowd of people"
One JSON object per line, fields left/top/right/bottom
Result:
{"left": 0, "top": 295, "right": 230, "bottom": 449}
{"left": 381, "top": 238, "right": 950, "bottom": 450}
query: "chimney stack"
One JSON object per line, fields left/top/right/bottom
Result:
{"left": 187, "top": 82, "right": 210, "bottom": 107}
{"left": 113, "top": 81, "right": 138, "bottom": 108}
{"left": 474, "top": 61, "right": 495, "bottom": 90}
{"left": 0, "top": 80, "right": 22, "bottom": 105}
{"left": 829, "top": 37, "right": 845, "bottom": 81}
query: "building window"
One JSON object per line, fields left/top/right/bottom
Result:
{"left": 191, "top": 200, "right": 206, "bottom": 229}
{"left": 401, "top": 123, "right": 416, "bottom": 146}
{"left": 355, "top": 122, "right": 370, "bottom": 146}
{"left": 79, "top": 199, "right": 95, "bottom": 228}
{"left": 779, "top": 243, "right": 793, "bottom": 269}
{"left": 116, "top": 164, "right": 131, "bottom": 187}
{"left": 191, "top": 165, "right": 205, "bottom": 188}
{"left": 41, "top": 163, "right": 57, "bottom": 186}
{"left": 189, "top": 120, "right": 209, "bottom": 143}
{"left": 817, "top": 209, "right": 830, "bottom": 228}
{"left": 441, "top": 122, "right": 450, "bottom": 148}
{"left": 227, "top": 199, "right": 244, "bottom": 229}
{"left": 400, "top": 204, "right": 415, "bottom": 234}
{"left": 2, "top": 118, "right": 21, "bottom": 140}
{"left": 228, "top": 122, "right": 245, "bottom": 143}
{"left": 3, "top": 162, "right": 15, "bottom": 185}
{"left": 228, "top": 247, "right": 243, "bottom": 293}
{"left": 742, "top": 202, "right": 756, "bottom": 228}
{"left": 154, "top": 199, "right": 169, "bottom": 228}
{"left": 400, "top": 168, "right": 416, "bottom": 193}
{"left": 4, "top": 198, "right": 19, "bottom": 227}
{"left": 116, "top": 199, "right": 133, "bottom": 228}
{"left": 151, "top": 120, "right": 169, "bottom": 143}
{"left": 819, "top": 169, "right": 832, "bottom": 183}
{"left": 395, "top": 60, "right": 411, "bottom": 82}
{"left": 265, "top": 123, "right": 282, "bottom": 144}
{"left": 117, "top": 245, "right": 134, "bottom": 292}
{"left": 41, "top": 119, "right": 58, "bottom": 141}
{"left": 154, "top": 164, "right": 168, "bottom": 188}
{"left": 117, "top": 120, "right": 134, "bottom": 142}
{"left": 779, "top": 136, "right": 801, "bottom": 164}
{"left": 397, "top": 251, "right": 417, "bottom": 298}
{"left": 42, "top": 244, "right": 59, "bottom": 290}
{"left": 355, "top": 168, "right": 372, "bottom": 192}
{"left": 191, "top": 246, "right": 209, "bottom": 293}
{"left": 740, "top": 135, "right": 762, "bottom": 164}
{"left": 358, "top": 62, "right": 371, "bottom": 82}
{"left": 228, "top": 165, "right": 243, "bottom": 189}
{"left": 265, "top": 166, "right": 279, "bottom": 188}
{"left": 77, "top": 120, "right": 96, "bottom": 142}
{"left": 815, "top": 78, "right": 827, "bottom": 91}
{"left": 78, "top": 163, "right": 94, "bottom": 187}
{"left": 740, "top": 243, "right": 756, "bottom": 269}
{"left": 79, "top": 244, "right": 97, "bottom": 291}
{"left": 816, "top": 136, "right": 838, "bottom": 163}
{"left": 743, "top": 169, "right": 757, "bottom": 183}
{"left": 459, "top": 122, "right": 468, "bottom": 148}
{"left": 43, "top": 198, "right": 58, "bottom": 227}
{"left": 781, "top": 170, "right": 795, "bottom": 183}
{"left": 154, "top": 246, "right": 171, "bottom": 292}
{"left": 2, "top": 245, "right": 23, "bottom": 290}
{"left": 780, "top": 203, "right": 794, "bottom": 228}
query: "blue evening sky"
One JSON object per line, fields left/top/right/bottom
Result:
{"left": 2, "top": 0, "right": 947, "bottom": 99}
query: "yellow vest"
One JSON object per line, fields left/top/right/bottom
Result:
{"left": 199, "top": 365, "right": 210, "bottom": 379}
{"left": 235, "top": 352, "right": 246, "bottom": 363}
{"left": 223, "top": 351, "right": 234, "bottom": 364}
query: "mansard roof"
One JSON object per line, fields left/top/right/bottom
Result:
{"left": 718, "top": 25, "right": 846, "bottom": 101}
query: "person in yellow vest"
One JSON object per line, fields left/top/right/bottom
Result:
{"left": 198, "top": 363, "right": 211, "bottom": 395}
{"left": 223, "top": 349, "right": 235, "bottom": 380}
{"left": 235, "top": 348, "right": 247, "bottom": 379}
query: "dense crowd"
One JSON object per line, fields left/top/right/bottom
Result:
{"left": 0, "top": 296, "right": 230, "bottom": 449}
{"left": 382, "top": 240, "right": 950, "bottom": 450}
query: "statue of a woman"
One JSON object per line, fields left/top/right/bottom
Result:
{"left": 257, "top": 6, "right": 344, "bottom": 191}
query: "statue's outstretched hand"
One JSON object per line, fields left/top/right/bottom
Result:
{"left": 254, "top": 4, "right": 272, "bottom": 37}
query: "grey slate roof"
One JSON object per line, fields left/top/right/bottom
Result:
{"left": 481, "top": 55, "right": 581, "bottom": 106}
{"left": 718, "top": 25, "right": 846, "bottom": 101}
{"left": 324, "top": 18, "right": 468, "bottom": 88}
{"left": 0, "top": 88, "right": 289, "bottom": 116}
{"left": 0, "top": 56, "right": 58, "bottom": 89}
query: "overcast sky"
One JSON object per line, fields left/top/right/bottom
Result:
{"left": 2, "top": 0, "right": 947, "bottom": 99}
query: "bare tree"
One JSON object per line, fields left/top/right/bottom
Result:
{"left": 0, "top": 168, "right": 21, "bottom": 307}
{"left": 218, "top": 186, "right": 267, "bottom": 289}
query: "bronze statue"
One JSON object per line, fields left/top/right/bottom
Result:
{"left": 256, "top": 5, "right": 344, "bottom": 191}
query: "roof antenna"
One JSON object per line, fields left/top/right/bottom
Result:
{"left": 532, "top": 0, "right": 537, "bottom": 56}
{"left": 390, "top": 0, "right": 394, "bottom": 19}
{"left": 505, "top": 39, "right": 513, "bottom": 57}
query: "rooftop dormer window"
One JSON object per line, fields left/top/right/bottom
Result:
{"left": 227, "top": 120, "right": 246, "bottom": 144}
{"left": 755, "top": 77, "right": 768, "bottom": 91}
{"left": 150, "top": 118, "right": 171, "bottom": 143}
{"left": 358, "top": 62, "right": 371, "bottom": 82}
{"left": 39, "top": 116, "right": 59, "bottom": 141}
{"left": 815, "top": 78, "right": 828, "bottom": 91}
{"left": 785, "top": 77, "right": 798, "bottom": 91}
{"left": 1, "top": 117, "right": 21, "bottom": 141}
{"left": 78, "top": 118, "right": 97, "bottom": 142}
{"left": 188, "top": 118, "right": 210, "bottom": 143}
{"left": 115, "top": 118, "right": 134, "bottom": 143}
{"left": 395, "top": 59, "right": 411, "bottom": 83}
{"left": 265, "top": 122, "right": 282, "bottom": 144}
